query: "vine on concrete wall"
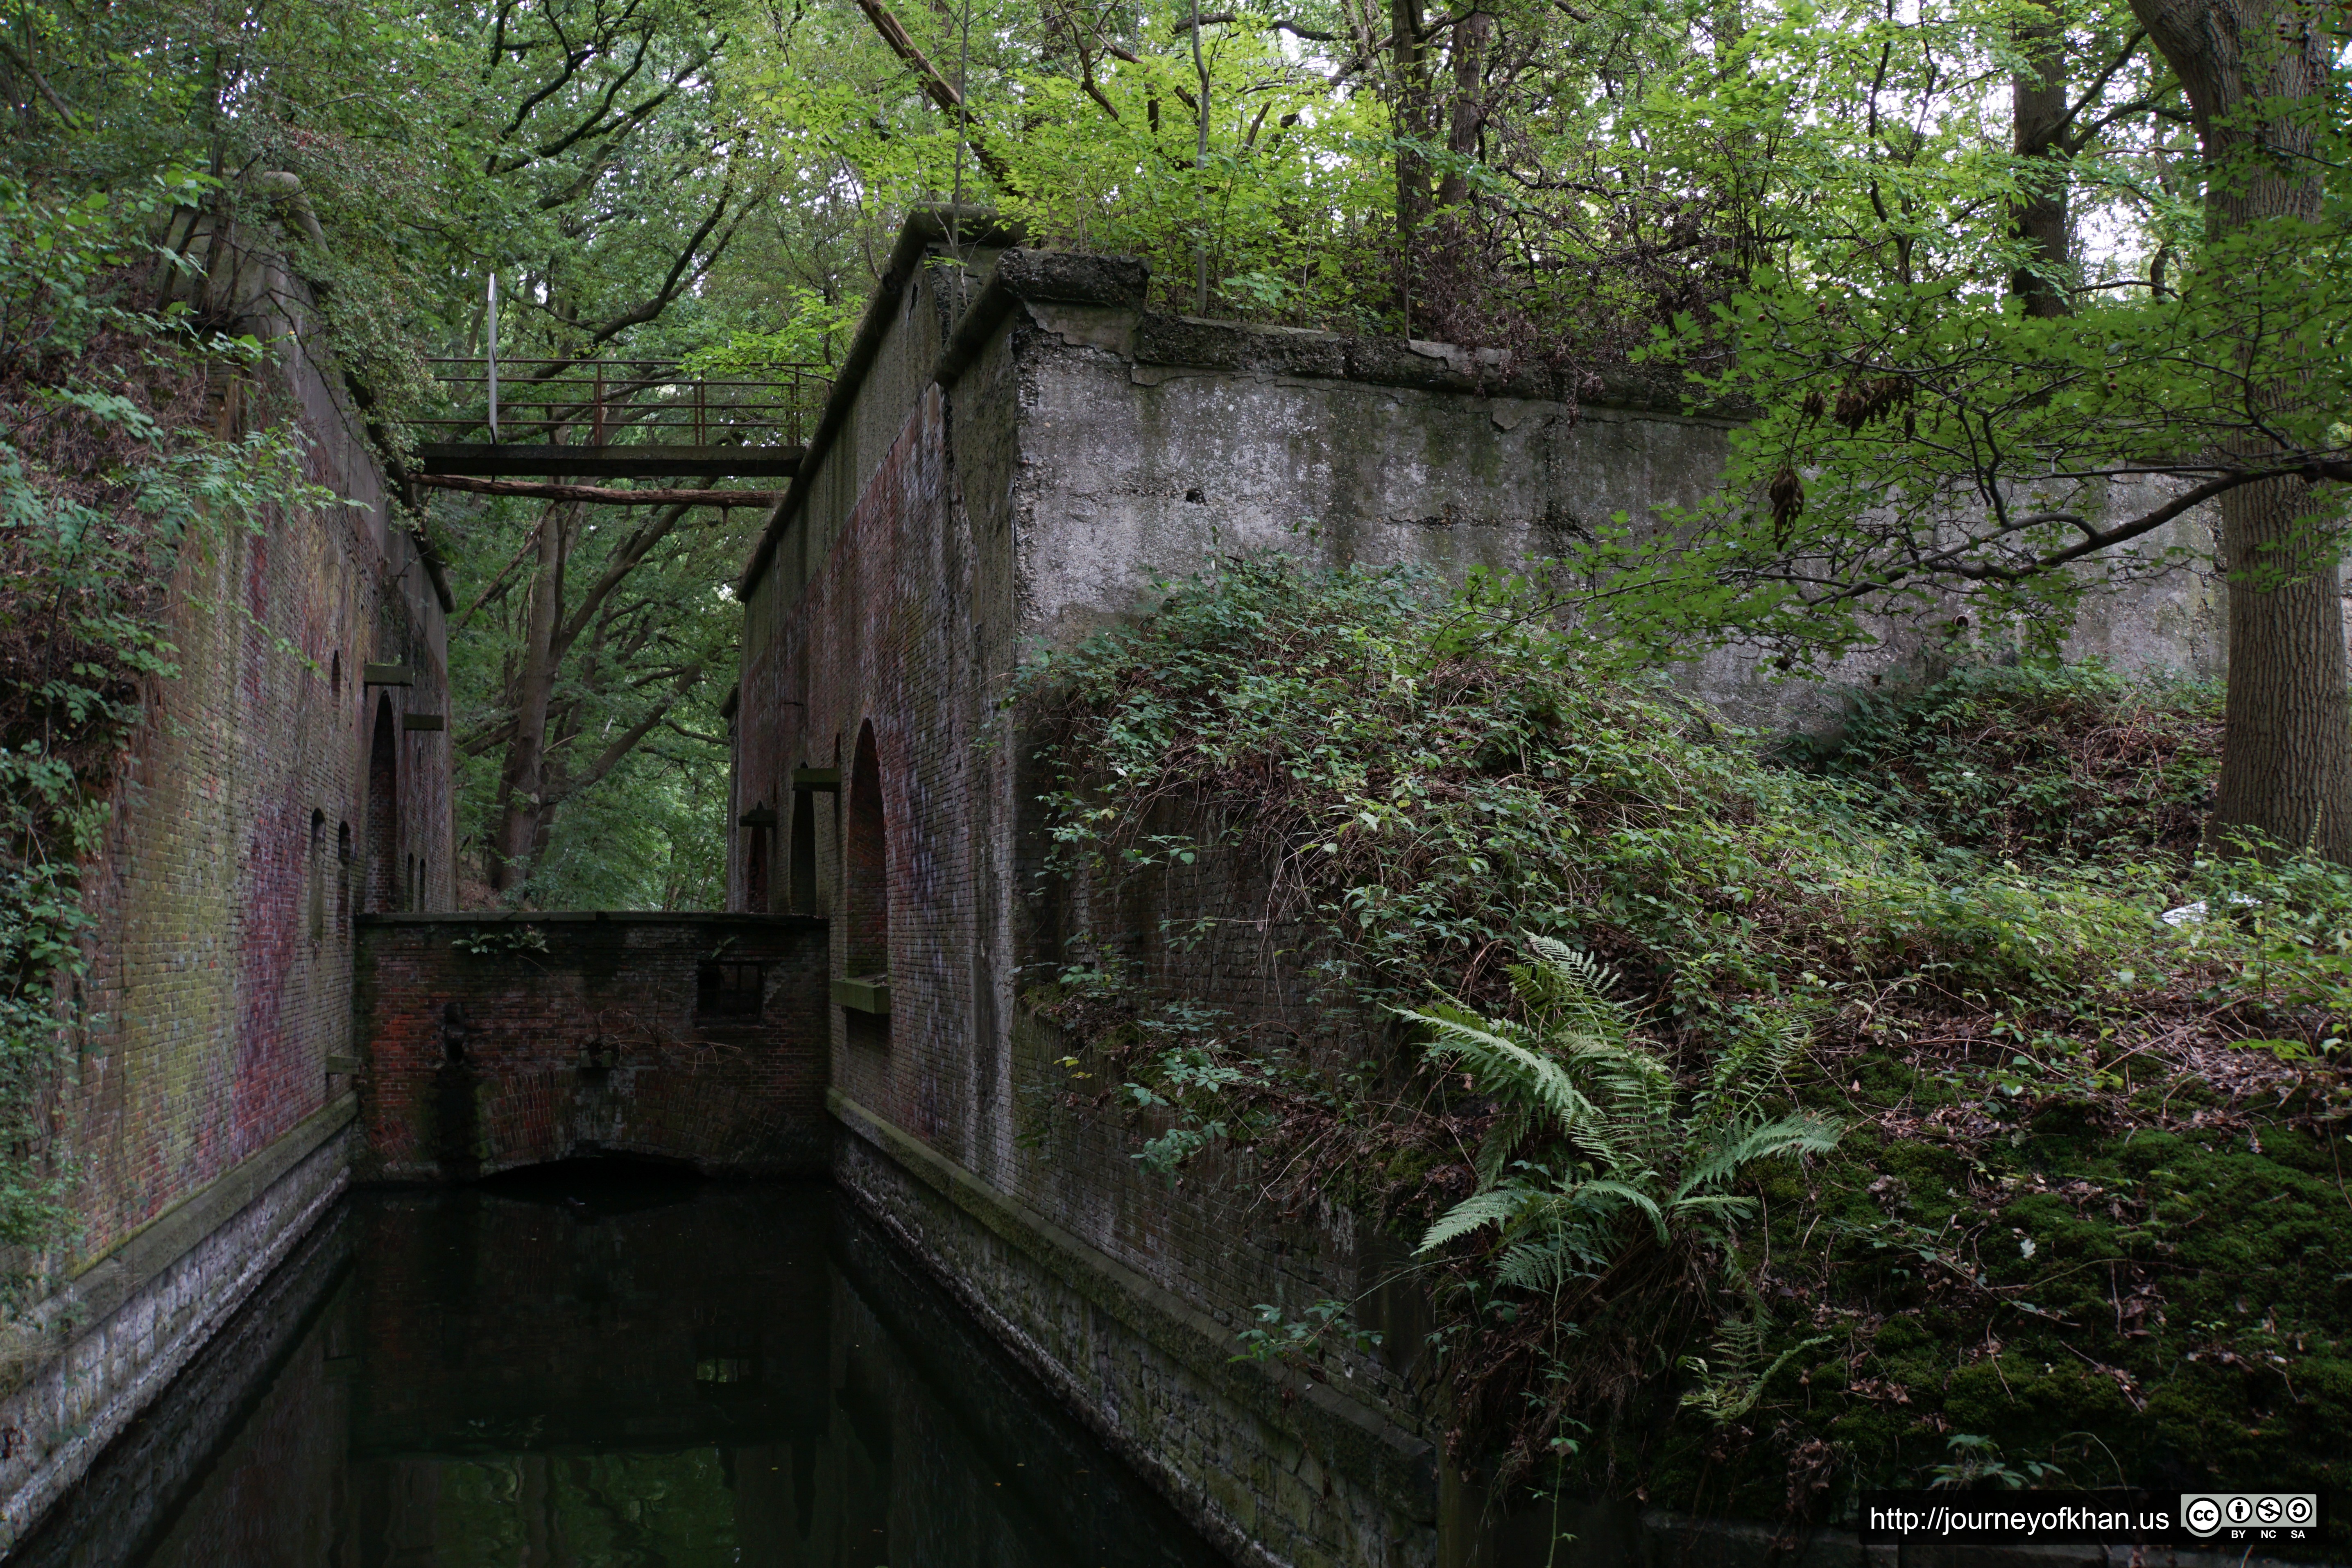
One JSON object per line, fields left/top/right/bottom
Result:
{"left": 0, "top": 174, "right": 327, "bottom": 1306}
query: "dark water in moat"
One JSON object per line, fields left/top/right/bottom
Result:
{"left": 17, "top": 1168, "right": 1232, "bottom": 1568}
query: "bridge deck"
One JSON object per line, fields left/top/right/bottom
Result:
{"left": 416, "top": 442, "right": 803, "bottom": 479}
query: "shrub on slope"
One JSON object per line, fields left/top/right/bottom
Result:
{"left": 1021, "top": 554, "right": 2352, "bottom": 1537}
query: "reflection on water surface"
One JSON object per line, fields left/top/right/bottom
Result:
{"left": 18, "top": 1168, "right": 1230, "bottom": 1568}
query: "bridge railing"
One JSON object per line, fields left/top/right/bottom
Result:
{"left": 417, "top": 358, "right": 832, "bottom": 448}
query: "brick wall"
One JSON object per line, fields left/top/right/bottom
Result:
{"left": 353, "top": 913, "right": 830, "bottom": 1180}
{"left": 7, "top": 1200, "right": 358, "bottom": 1568}
{"left": 0, "top": 218, "right": 453, "bottom": 1544}
{"left": 730, "top": 224, "right": 1455, "bottom": 1566}
{"left": 47, "top": 223, "right": 453, "bottom": 1272}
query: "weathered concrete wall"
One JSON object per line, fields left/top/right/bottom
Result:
{"left": 0, "top": 217, "right": 452, "bottom": 1548}
{"left": 727, "top": 219, "right": 2241, "bottom": 1566}
{"left": 1007, "top": 308, "right": 1727, "bottom": 649}
{"left": 1000, "top": 291, "right": 2224, "bottom": 729}
{"left": 730, "top": 226, "right": 1468, "bottom": 1567}
{"left": 353, "top": 913, "right": 831, "bottom": 1181}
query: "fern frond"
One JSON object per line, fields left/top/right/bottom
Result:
{"left": 1567, "top": 1178, "right": 1668, "bottom": 1241}
{"left": 1675, "top": 1113, "right": 1843, "bottom": 1201}
{"left": 1474, "top": 1106, "right": 1533, "bottom": 1188}
{"left": 1399, "top": 1002, "right": 1622, "bottom": 1162}
{"left": 1494, "top": 1229, "right": 1609, "bottom": 1293}
{"left": 1416, "top": 1185, "right": 1548, "bottom": 1254}
{"left": 1661, "top": 1193, "right": 1758, "bottom": 1242}
{"left": 1571, "top": 1038, "right": 1676, "bottom": 1131}
{"left": 1517, "top": 935, "right": 1633, "bottom": 1043}
{"left": 1678, "top": 1334, "right": 1833, "bottom": 1426}
{"left": 1708, "top": 1010, "right": 1815, "bottom": 1122}
{"left": 1712, "top": 1304, "right": 1771, "bottom": 1371}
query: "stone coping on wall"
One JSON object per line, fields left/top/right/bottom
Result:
{"left": 0, "top": 1092, "right": 357, "bottom": 1403}
{"left": 971, "top": 238, "right": 1719, "bottom": 414}
{"left": 0, "top": 1113, "right": 353, "bottom": 1548}
{"left": 738, "top": 206, "right": 1732, "bottom": 597}
{"left": 4, "top": 1204, "right": 359, "bottom": 1567}
{"left": 356, "top": 911, "right": 825, "bottom": 927}
{"left": 826, "top": 1086, "right": 1440, "bottom": 1526}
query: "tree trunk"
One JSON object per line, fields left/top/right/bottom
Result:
{"left": 2218, "top": 471, "right": 2350, "bottom": 857}
{"left": 2010, "top": 9, "right": 2072, "bottom": 317}
{"left": 1390, "top": 0, "right": 1430, "bottom": 328}
{"left": 1433, "top": 9, "right": 1492, "bottom": 210}
{"left": 2128, "top": 0, "right": 2350, "bottom": 858}
{"left": 489, "top": 503, "right": 569, "bottom": 892}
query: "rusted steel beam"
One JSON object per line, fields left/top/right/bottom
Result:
{"left": 415, "top": 443, "right": 803, "bottom": 478}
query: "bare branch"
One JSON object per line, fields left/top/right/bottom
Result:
{"left": 545, "top": 662, "right": 708, "bottom": 803}
{"left": 0, "top": 34, "right": 82, "bottom": 127}
{"left": 1811, "top": 462, "right": 2352, "bottom": 607}
{"left": 1171, "top": 13, "right": 1344, "bottom": 40}
{"left": 584, "top": 180, "right": 740, "bottom": 345}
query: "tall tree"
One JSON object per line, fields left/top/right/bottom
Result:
{"left": 2010, "top": 6, "right": 2077, "bottom": 316}
{"left": 1570, "top": 0, "right": 2352, "bottom": 859}
{"left": 455, "top": 493, "right": 736, "bottom": 898}
{"left": 2126, "top": 0, "right": 2348, "bottom": 855}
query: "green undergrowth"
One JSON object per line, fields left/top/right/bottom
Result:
{"left": 1661, "top": 1107, "right": 2352, "bottom": 1524}
{"left": 1802, "top": 660, "right": 2223, "bottom": 864}
{"left": 1016, "top": 550, "right": 2352, "bottom": 1545}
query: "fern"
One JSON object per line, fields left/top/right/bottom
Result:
{"left": 1402, "top": 935, "right": 1841, "bottom": 1283}
{"left": 1677, "top": 1296, "right": 1833, "bottom": 1426}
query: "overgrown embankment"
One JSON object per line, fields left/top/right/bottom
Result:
{"left": 1019, "top": 554, "right": 2351, "bottom": 1545}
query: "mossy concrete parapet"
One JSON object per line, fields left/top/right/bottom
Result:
{"left": 830, "top": 1087, "right": 1440, "bottom": 1568}
{"left": 0, "top": 1098, "right": 354, "bottom": 1549}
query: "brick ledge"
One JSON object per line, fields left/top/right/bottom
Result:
{"left": 1, "top": 1093, "right": 356, "bottom": 1400}
{"left": 827, "top": 1086, "right": 1438, "bottom": 1523}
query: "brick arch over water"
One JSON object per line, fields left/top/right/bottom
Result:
{"left": 353, "top": 912, "right": 832, "bottom": 1181}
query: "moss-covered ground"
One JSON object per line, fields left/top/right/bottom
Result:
{"left": 1662, "top": 1068, "right": 2350, "bottom": 1517}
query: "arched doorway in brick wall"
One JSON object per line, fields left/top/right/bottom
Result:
{"left": 365, "top": 693, "right": 398, "bottom": 913}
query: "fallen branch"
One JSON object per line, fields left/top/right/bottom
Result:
{"left": 849, "top": 0, "right": 1021, "bottom": 191}
{"left": 412, "top": 474, "right": 781, "bottom": 507}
